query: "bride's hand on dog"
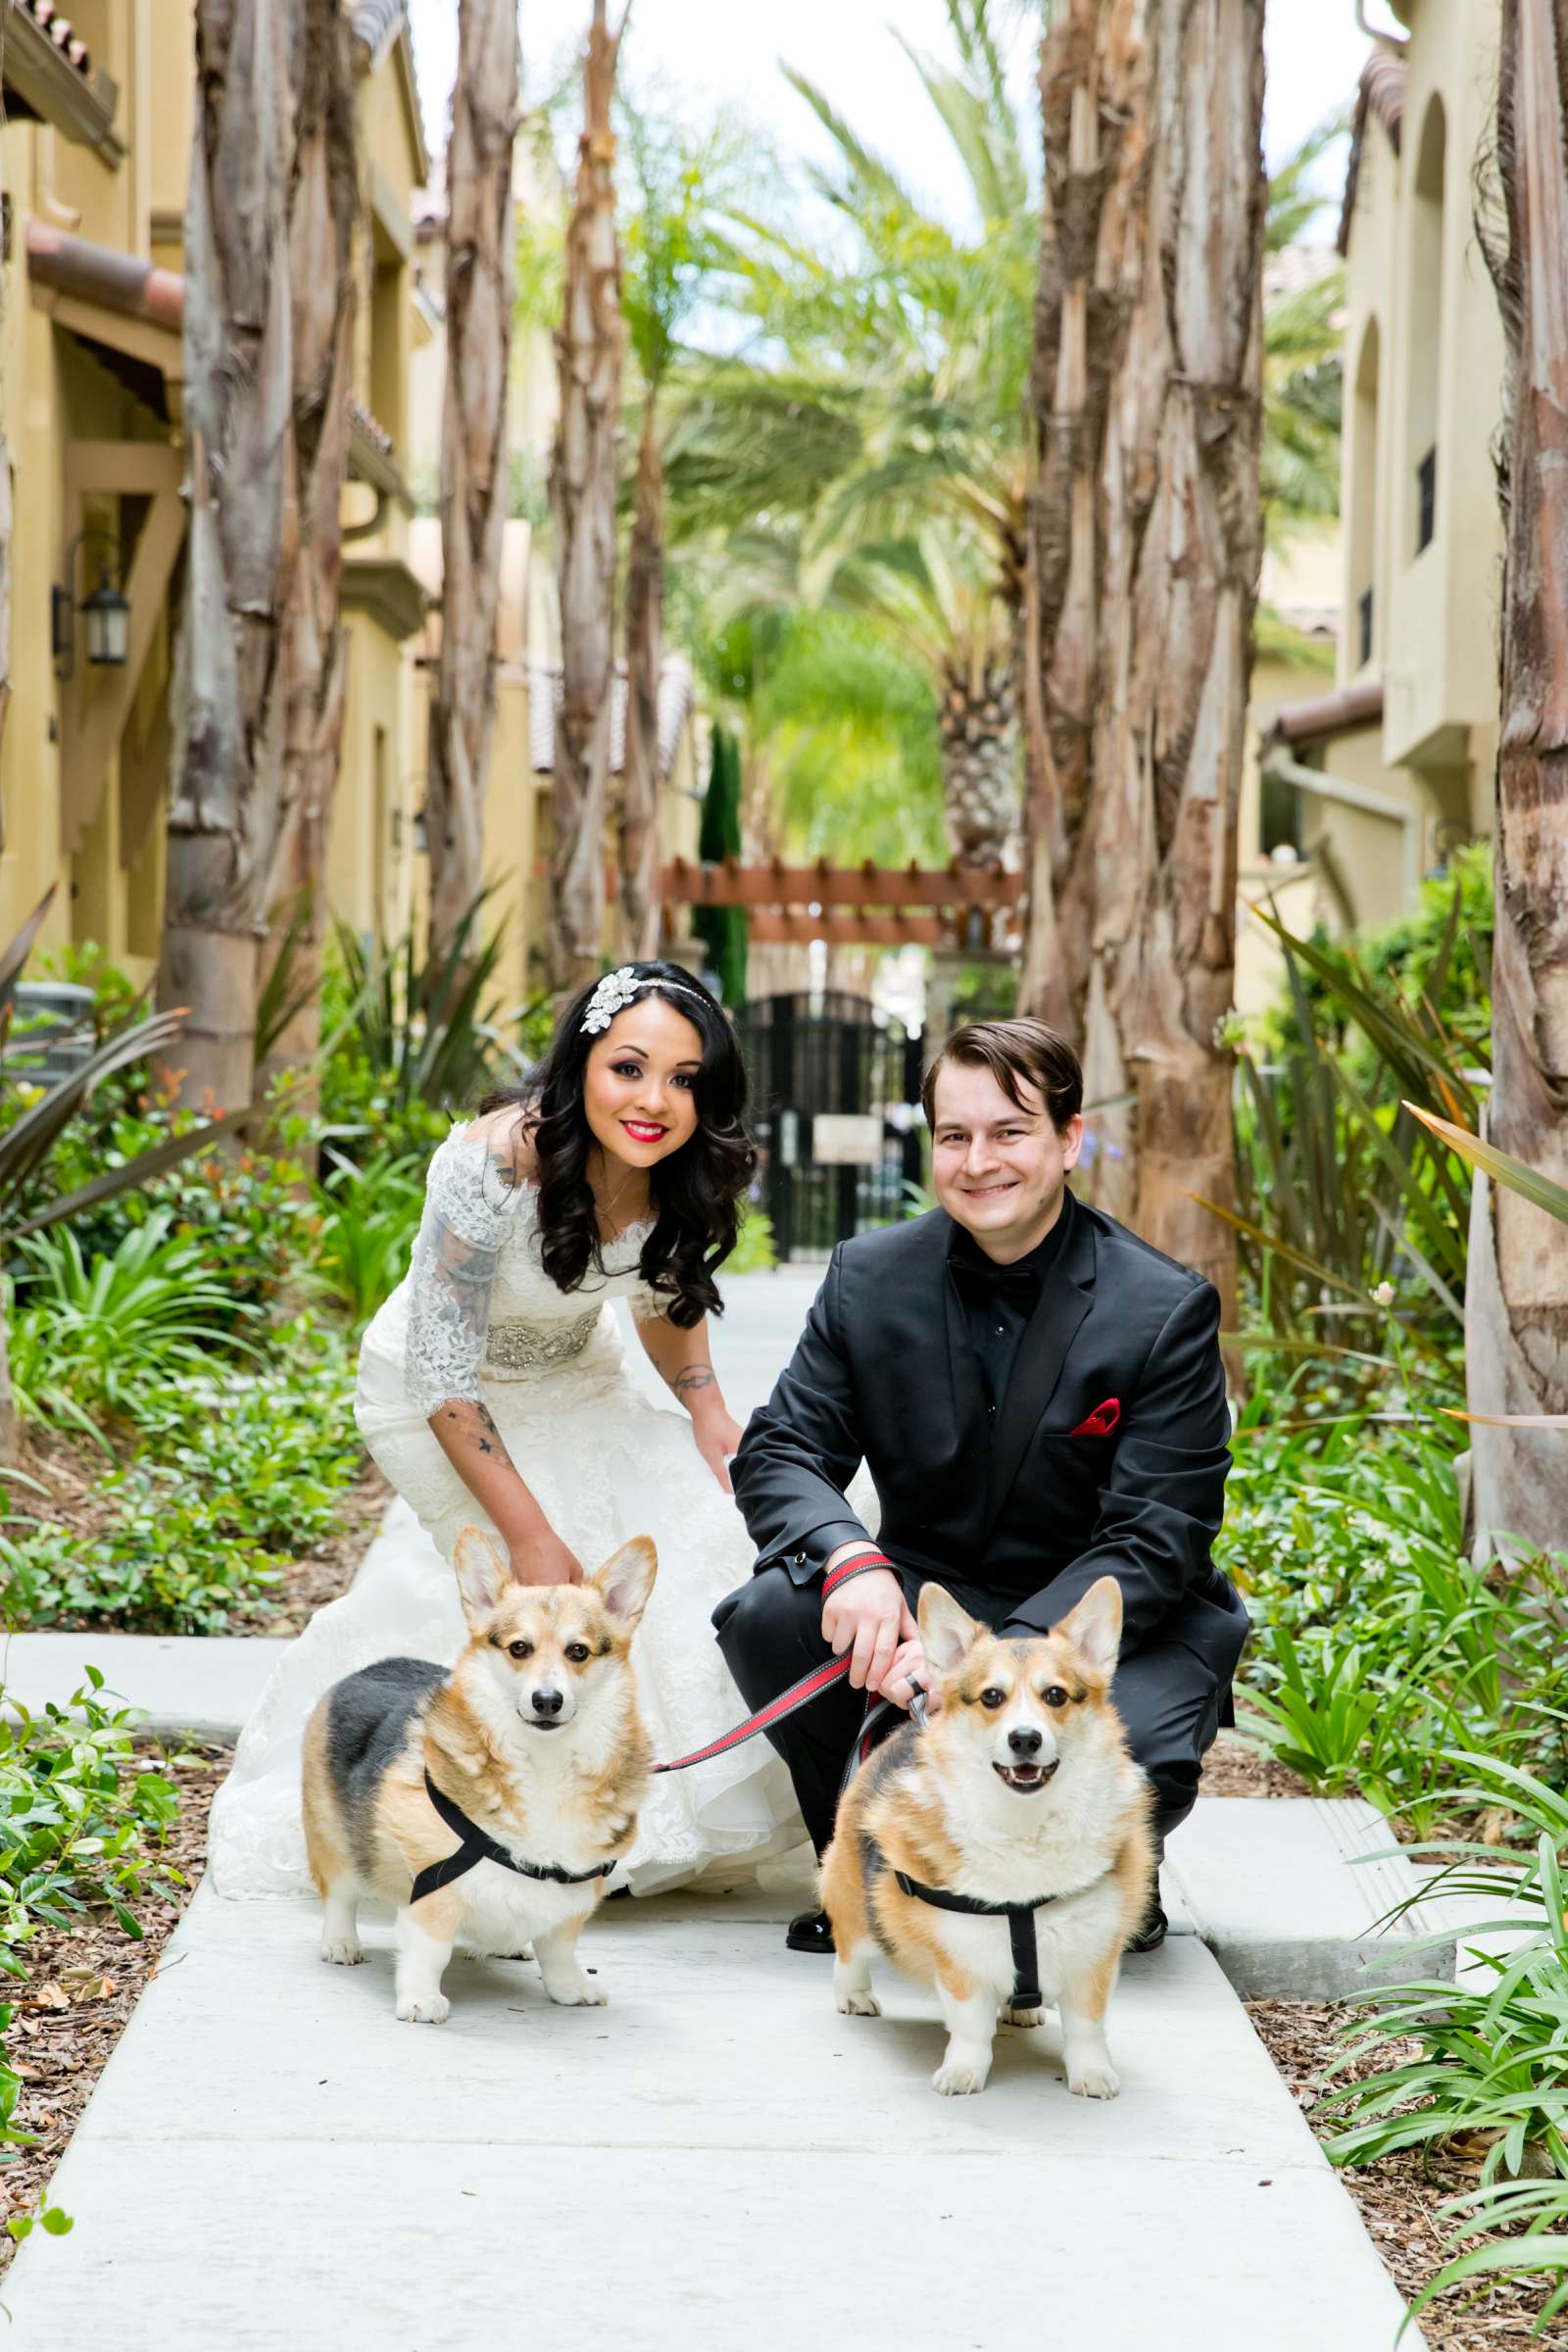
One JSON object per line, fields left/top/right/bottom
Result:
{"left": 508, "top": 1528, "right": 584, "bottom": 1586}
{"left": 823, "top": 1571, "right": 918, "bottom": 1694}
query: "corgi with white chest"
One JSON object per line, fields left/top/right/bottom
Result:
{"left": 821, "top": 1575, "right": 1152, "bottom": 2096}
{"left": 301, "top": 1527, "right": 656, "bottom": 2023}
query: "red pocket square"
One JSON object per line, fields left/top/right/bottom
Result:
{"left": 1071, "top": 1397, "right": 1121, "bottom": 1438}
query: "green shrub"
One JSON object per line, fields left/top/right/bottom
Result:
{"left": 39, "top": 1097, "right": 319, "bottom": 1324}
{"left": 1317, "top": 1762, "right": 1568, "bottom": 2334}
{"left": 0, "top": 1672, "right": 183, "bottom": 2157}
{"left": 1223, "top": 1404, "right": 1568, "bottom": 1838}
{"left": 8, "top": 1212, "right": 257, "bottom": 1427}
{"left": 0, "top": 1329, "right": 362, "bottom": 1633}
{"left": 1221, "top": 889, "right": 1480, "bottom": 1358}
{"left": 725, "top": 1207, "right": 777, "bottom": 1275}
{"left": 320, "top": 897, "right": 533, "bottom": 1152}
{"left": 311, "top": 1149, "right": 425, "bottom": 1327}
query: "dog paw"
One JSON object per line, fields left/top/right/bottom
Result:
{"left": 837, "top": 1989, "right": 881, "bottom": 2018}
{"left": 1003, "top": 2003, "right": 1043, "bottom": 2029}
{"left": 547, "top": 1980, "right": 609, "bottom": 2008}
{"left": 395, "top": 1992, "right": 451, "bottom": 2024}
{"left": 1067, "top": 2061, "right": 1120, "bottom": 2100}
{"left": 932, "top": 2057, "right": 989, "bottom": 2096}
{"left": 319, "top": 1936, "right": 364, "bottom": 1966}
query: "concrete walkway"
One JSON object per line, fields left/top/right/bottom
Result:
{"left": 10, "top": 1876, "right": 1415, "bottom": 2352}
{"left": 5, "top": 1270, "right": 1427, "bottom": 2349}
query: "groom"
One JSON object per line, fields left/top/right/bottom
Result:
{"left": 714, "top": 1017, "right": 1249, "bottom": 1954}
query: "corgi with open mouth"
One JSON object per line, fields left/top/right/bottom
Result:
{"left": 821, "top": 1576, "right": 1152, "bottom": 2095}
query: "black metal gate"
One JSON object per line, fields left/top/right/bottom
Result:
{"left": 735, "top": 992, "right": 925, "bottom": 1261}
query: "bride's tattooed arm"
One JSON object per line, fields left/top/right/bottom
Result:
{"left": 633, "top": 1308, "right": 743, "bottom": 1494}
{"left": 426, "top": 1395, "right": 583, "bottom": 1586}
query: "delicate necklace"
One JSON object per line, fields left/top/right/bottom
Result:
{"left": 593, "top": 1152, "right": 648, "bottom": 1237}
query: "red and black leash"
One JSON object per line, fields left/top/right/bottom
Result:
{"left": 651, "top": 1544, "right": 898, "bottom": 1778}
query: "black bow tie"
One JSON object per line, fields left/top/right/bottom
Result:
{"left": 952, "top": 1251, "right": 1039, "bottom": 1304}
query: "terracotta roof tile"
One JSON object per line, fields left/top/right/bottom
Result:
{"left": 1339, "top": 46, "right": 1407, "bottom": 257}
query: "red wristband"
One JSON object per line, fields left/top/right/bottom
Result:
{"left": 822, "top": 1545, "right": 895, "bottom": 1598}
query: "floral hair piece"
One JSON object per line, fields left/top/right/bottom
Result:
{"left": 580, "top": 966, "right": 706, "bottom": 1036}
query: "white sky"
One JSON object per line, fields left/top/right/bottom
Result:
{"left": 407, "top": 0, "right": 1409, "bottom": 223}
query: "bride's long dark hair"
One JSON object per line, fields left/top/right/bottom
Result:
{"left": 479, "top": 961, "right": 757, "bottom": 1329}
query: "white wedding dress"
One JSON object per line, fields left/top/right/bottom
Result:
{"left": 208, "top": 1119, "right": 803, "bottom": 1899}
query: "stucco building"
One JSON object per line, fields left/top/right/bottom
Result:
{"left": 1242, "top": 0, "right": 1504, "bottom": 1010}
{"left": 0, "top": 10, "right": 703, "bottom": 1028}
{"left": 0, "top": 0, "right": 431, "bottom": 984}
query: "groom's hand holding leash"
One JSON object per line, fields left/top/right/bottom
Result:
{"left": 820, "top": 1544, "right": 925, "bottom": 1704}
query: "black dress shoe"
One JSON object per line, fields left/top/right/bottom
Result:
{"left": 785, "top": 1907, "right": 835, "bottom": 1955}
{"left": 1124, "top": 1896, "right": 1168, "bottom": 1954}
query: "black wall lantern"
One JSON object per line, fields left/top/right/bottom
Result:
{"left": 52, "top": 529, "right": 128, "bottom": 680}
{"left": 80, "top": 570, "right": 130, "bottom": 667}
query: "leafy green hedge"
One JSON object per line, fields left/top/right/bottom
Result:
{"left": 0, "top": 1674, "right": 185, "bottom": 2224}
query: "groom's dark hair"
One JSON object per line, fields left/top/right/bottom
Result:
{"left": 921, "top": 1020, "right": 1084, "bottom": 1135}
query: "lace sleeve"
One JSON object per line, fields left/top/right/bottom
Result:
{"left": 629, "top": 1281, "right": 669, "bottom": 1327}
{"left": 403, "top": 1124, "right": 526, "bottom": 1417}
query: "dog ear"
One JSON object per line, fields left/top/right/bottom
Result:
{"left": 917, "top": 1584, "right": 985, "bottom": 1675}
{"left": 591, "top": 1536, "right": 658, "bottom": 1632}
{"left": 453, "top": 1525, "right": 508, "bottom": 1626}
{"left": 1055, "top": 1576, "right": 1123, "bottom": 1677}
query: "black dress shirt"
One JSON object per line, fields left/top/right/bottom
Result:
{"left": 802, "top": 1200, "right": 1072, "bottom": 1573}
{"left": 949, "top": 1208, "right": 1070, "bottom": 1417}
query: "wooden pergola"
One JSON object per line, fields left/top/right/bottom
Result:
{"left": 658, "top": 858, "right": 1021, "bottom": 948}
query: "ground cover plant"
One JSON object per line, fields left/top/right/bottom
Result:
{"left": 0, "top": 925, "right": 447, "bottom": 1633}
{"left": 1215, "top": 859, "right": 1568, "bottom": 2333}
{"left": 0, "top": 1677, "right": 223, "bottom": 2257}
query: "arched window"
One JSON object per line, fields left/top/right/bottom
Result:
{"left": 1407, "top": 96, "right": 1446, "bottom": 557}
{"left": 1350, "top": 318, "right": 1381, "bottom": 665}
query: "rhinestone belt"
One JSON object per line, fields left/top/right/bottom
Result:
{"left": 484, "top": 1306, "right": 603, "bottom": 1375}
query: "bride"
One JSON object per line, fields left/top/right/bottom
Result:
{"left": 209, "top": 959, "right": 803, "bottom": 1898}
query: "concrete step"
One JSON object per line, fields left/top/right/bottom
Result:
{"left": 5, "top": 1877, "right": 1421, "bottom": 2352}
{"left": 1166, "top": 1795, "right": 1457, "bottom": 1999}
{"left": 1, "top": 1630, "right": 288, "bottom": 1742}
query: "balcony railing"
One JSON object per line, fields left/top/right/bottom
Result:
{"left": 1416, "top": 446, "right": 1437, "bottom": 554}
{"left": 1357, "top": 586, "right": 1374, "bottom": 667}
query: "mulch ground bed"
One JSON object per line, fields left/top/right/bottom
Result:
{"left": 1249, "top": 1999, "right": 1565, "bottom": 2350}
{"left": 1199, "top": 1728, "right": 1314, "bottom": 1799}
{"left": 0, "top": 1741, "right": 229, "bottom": 2266}
{"left": 16, "top": 1428, "right": 390, "bottom": 1636}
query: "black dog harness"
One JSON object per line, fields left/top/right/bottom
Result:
{"left": 890, "top": 1871, "right": 1077, "bottom": 2013}
{"left": 409, "top": 1771, "right": 618, "bottom": 1906}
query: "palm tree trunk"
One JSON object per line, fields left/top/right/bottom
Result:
{"left": 550, "top": 0, "right": 629, "bottom": 998}
{"left": 162, "top": 0, "right": 300, "bottom": 1111}
{"left": 1023, "top": 0, "right": 1262, "bottom": 1331}
{"left": 619, "top": 400, "right": 664, "bottom": 961}
{"left": 1468, "top": 0, "right": 1568, "bottom": 1555}
{"left": 256, "top": 1, "right": 360, "bottom": 1115}
{"left": 0, "top": 268, "right": 10, "bottom": 1453}
{"left": 1020, "top": 0, "right": 1144, "bottom": 1038}
{"left": 427, "top": 0, "right": 518, "bottom": 988}
{"left": 941, "top": 658, "right": 1017, "bottom": 871}
{"left": 0, "top": 433, "right": 11, "bottom": 841}
{"left": 1096, "top": 0, "right": 1262, "bottom": 1316}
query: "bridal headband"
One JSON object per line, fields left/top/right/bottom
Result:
{"left": 581, "top": 966, "right": 708, "bottom": 1036}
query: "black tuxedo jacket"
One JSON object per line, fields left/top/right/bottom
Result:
{"left": 731, "top": 1191, "right": 1249, "bottom": 1686}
